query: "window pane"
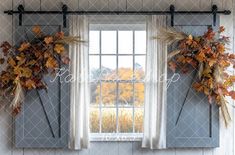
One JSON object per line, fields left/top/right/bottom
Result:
{"left": 89, "top": 31, "right": 100, "bottom": 54}
{"left": 101, "top": 31, "right": 116, "bottom": 54}
{"left": 101, "top": 82, "right": 116, "bottom": 106}
{"left": 134, "top": 83, "right": 144, "bottom": 107}
{"left": 135, "top": 56, "right": 145, "bottom": 80}
{"left": 102, "top": 108, "right": 116, "bottom": 133}
{"left": 90, "top": 82, "right": 100, "bottom": 106}
{"left": 135, "top": 31, "right": 146, "bottom": 54}
{"left": 101, "top": 56, "right": 117, "bottom": 80}
{"left": 119, "top": 108, "right": 133, "bottom": 133}
{"left": 118, "top": 83, "right": 133, "bottom": 106}
{"left": 134, "top": 108, "right": 144, "bottom": 133}
{"left": 89, "top": 28, "right": 146, "bottom": 135}
{"left": 90, "top": 108, "right": 100, "bottom": 133}
{"left": 118, "top": 31, "right": 133, "bottom": 54}
{"left": 118, "top": 56, "right": 133, "bottom": 80}
{"left": 89, "top": 56, "right": 100, "bottom": 81}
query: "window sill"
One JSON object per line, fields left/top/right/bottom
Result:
{"left": 90, "top": 133, "right": 143, "bottom": 142}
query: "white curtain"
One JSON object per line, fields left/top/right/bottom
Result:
{"left": 142, "top": 15, "right": 168, "bottom": 149}
{"left": 69, "top": 15, "right": 90, "bottom": 150}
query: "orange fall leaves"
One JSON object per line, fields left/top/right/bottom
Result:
{"left": 168, "top": 26, "right": 234, "bottom": 123}
{"left": 0, "top": 25, "right": 70, "bottom": 115}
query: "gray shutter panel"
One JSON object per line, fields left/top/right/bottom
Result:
{"left": 14, "top": 14, "right": 70, "bottom": 148}
{"left": 166, "top": 15, "right": 219, "bottom": 148}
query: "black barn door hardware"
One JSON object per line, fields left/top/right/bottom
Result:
{"left": 4, "top": 4, "right": 231, "bottom": 28}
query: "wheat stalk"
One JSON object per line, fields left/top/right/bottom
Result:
{"left": 55, "top": 36, "right": 86, "bottom": 44}
{"left": 155, "top": 27, "right": 187, "bottom": 44}
{"left": 10, "top": 82, "right": 25, "bottom": 109}
{"left": 220, "top": 96, "right": 232, "bottom": 127}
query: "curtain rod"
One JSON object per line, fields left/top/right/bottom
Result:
{"left": 4, "top": 4, "right": 231, "bottom": 28}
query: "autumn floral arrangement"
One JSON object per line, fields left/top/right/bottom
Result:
{"left": 0, "top": 26, "right": 81, "bottom": 115}
{"left": 159, "top": 26, "right": 234, "bottom": 126}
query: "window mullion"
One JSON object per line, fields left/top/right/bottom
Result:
{"left": 89, "top": 53, "right": 146, "bottom": 56}
{"left": 116, "top": 30, "right": 119, "bottom": 133}
{"left": 133, "top": 30, "right": 135, "bottom": 133}
{"left": 99, "top": 30, "right": 102, "bottom": 133}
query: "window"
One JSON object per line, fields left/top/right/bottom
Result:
{"left": 89, "top": 24, "right": 146, "bottom": 140}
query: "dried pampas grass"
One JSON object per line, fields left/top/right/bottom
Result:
{"left": 55, "top": 36, "right": 85, "bottom": 44}
{"left": 219, "top": 96, "right": 232, "bottom": 127}
{"left": 213, "top": 65, "right": 230, "bottom": 127}
{"left": 167, "top": 50, "right": 181, "bottom": 61}
{"left": 198, "top": 62, "right": 204, "bottom": 80}
{"left": 11, "top": 82, "right": 25, "bottom": 110}
{"left": 155, "top": 27, "right": 187, "bottom": 44}
{"left": 213, "top": 65, "right": 224, "bottom": 83}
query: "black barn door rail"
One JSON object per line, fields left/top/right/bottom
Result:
{"left": 4, "top": 4, "right": 231, "bottom": 28}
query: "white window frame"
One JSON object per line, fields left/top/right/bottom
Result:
{"left": 88, "top": 16, "right": 146, "bottom": 141}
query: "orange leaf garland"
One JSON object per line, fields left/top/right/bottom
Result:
{"left": 0, "top": 58, "right": 5, "bottom": 64}
{"left": 166, "top": 26, "right": 234, "bottom": 126}
{"left": 229, "top": 91, "right": 235, "bottom": 100}
{"left": 32, "top": 25, "right": 41, "bottom": 36}
{"left": 168, "top": 61, "right": 177, "bottom": 72}
{"left": 195, "top": 51, "right": 206, "bottom": 62}
{"left": 219, "top": 26, "right": 225, "bottom": 33}
{"left": 46, "top": 57, "right": 58, "bottom": 69}
{"left": 193, "top": 82, "right": 203, "bottom": 92}
{"left": 229, "top": 54, "right": 235, "bottom": 59}
{"left": 55, "top": 31, "right": 64, "bottom": 39}
{"left": 25, "top": 79, "right": 36, "bottom": 89}
{"left": 54, "top": 44, "right": 65, "bottom": 54}
{"left": 216, "top": 43, "right": 225, "bottom": 53}
{"left": 0, "top": 25, "right": 82, "bottom": 115}
{"left": 44, "top": 36, "right": 53, "bottom": 45}
{"left": 12, "top": 106, "right": 21, "bottom": 116}
{"left": 7, "top": 57, "right": 16, "bottom": 67}
{"left": 14, "top": 67, "right": 32, "bottom": 78}
{"left": 0, "top": 41, "right": 12, "bottom": 56}
{"left": 18, "top": 42, "right": 30, "bottom": 52}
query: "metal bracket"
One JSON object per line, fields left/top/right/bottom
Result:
{"left": 17, "top": 4, "right": 68, "bottom": 28}
{"left": 18, "top": 5, "right": 24, "bottom": 26}
{"left": 212, "top": 5, "right": 218, "bottom": 26}
{"left": 62, "top": 4, "right": 68, "bottom": 28}
{"left": 170, "top": 5, "right": 175, "bottom": 27}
